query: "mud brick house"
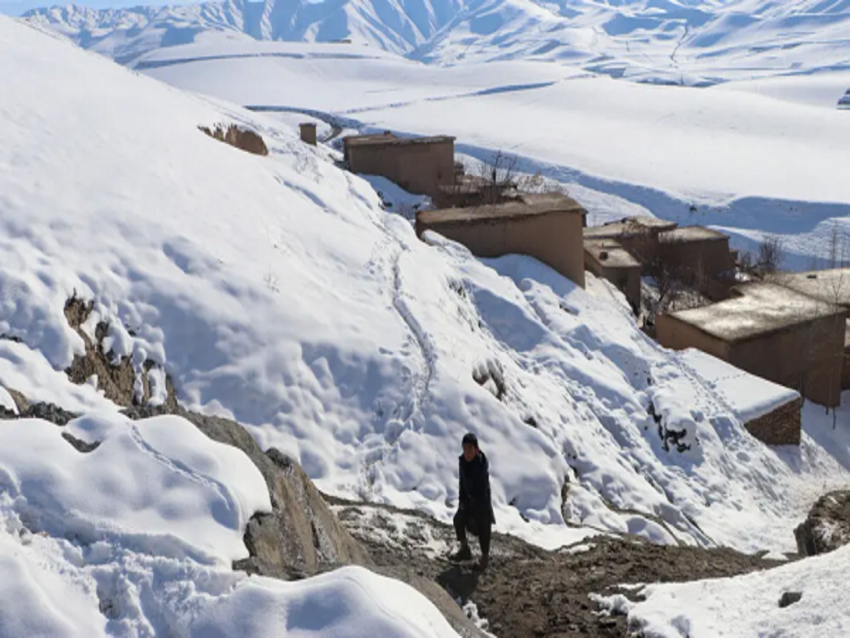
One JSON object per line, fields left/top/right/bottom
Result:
{"left": 773, "top": 269, "right": 850, "bottom": 390}
{"left": 343, "top": 132, "right": 456, "bottom": 200}
{"left": 416, "top": 194, "right": 588, "bottom": 287}
{"left": 657, "top": 226, "right": 736, "bottom": 284}
{"left": 583, "top": 216, "right": 677, "bottom": 265}
{"left": 657, "top": 283, "right": 847, "bottom": 408}
{"left": 584, "top": 239, "right": 642, "bottom": 311}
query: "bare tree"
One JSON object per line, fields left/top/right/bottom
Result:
{"left": 476, "top": 150, "right": 519, "bottom": 204}
{"left": 758, "top": 234, "right": 785, "bottom": 275}
{"left": 824, "top": 270, "right": 847, "bottom": 426}
{"left": 830, "top": 221, "right": 841, "bottom": 269}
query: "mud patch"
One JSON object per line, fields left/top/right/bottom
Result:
{"left": 332, "top": 499, "right": 782, "bottom": 638}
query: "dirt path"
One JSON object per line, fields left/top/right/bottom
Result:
{"left": 330, "top": 498, "right": 783, "bottom": 637}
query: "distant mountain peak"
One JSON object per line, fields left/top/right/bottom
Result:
{"left": 24, "top": 0, "right": 850, "bottom": 74}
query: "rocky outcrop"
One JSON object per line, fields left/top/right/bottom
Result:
{"left": 795, "top": 490, "right": 850, "bottom": 556}
{"left": 123, "top": 405, "right": 368, "bottom": 579}
{"left": 64, "top": 297, "right": 177, "bottom": 410}
{"left": 199, "top": 124, "right": 269, "bottom": 156}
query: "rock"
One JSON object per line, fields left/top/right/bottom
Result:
{"left": 779, "top": 591, "right": 803, "bottom": 608}
{"left": 199, "top": 124, "right": 269, "bottom": 156}
{"left": 794, "top": 491, "right": 850, "bottom": 556}
{"left": 122, "top": 405, "right": 368, "bottom": 579}
{"left": 5, "top": 388, "right": 29, "bottom": 414}
{"left": 21, "top": 402, "right": 77, "bottom": 426}
{"left": 63, "top": 297, "right": 178, "bottom": 409}
{"left": 62, "top": 431, "right": 100, "bottom": 453}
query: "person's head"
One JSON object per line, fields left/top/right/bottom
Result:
{"left": 462, "top": 432, "right": 479, "bottom": 461}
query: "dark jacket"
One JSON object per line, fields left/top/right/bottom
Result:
{"left": 458, "top": 451, "right": 495, "bottom": 524}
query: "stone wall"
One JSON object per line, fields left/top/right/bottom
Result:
{"left": 743, "top": 396, "right": 802, "bottom": 446}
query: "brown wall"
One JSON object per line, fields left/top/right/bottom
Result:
{"left": 658, "top": 238, "right": 734, "bottom": 281}
{"left": 300, "top": 124, "right": 317, "bottom": 146}
{"left": 656, "top": 314, "right": 731, "bottom": 360}
{"left": 348, "top": 141, "right": 455, "bottom": 199}
{"left": 419, "top": 212, "right": 586, "bottom": 287}
{"left": 657, "top": 312, "right": 846, "bottom": 408}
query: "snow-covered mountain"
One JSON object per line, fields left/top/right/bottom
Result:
{"left": 24, "top": 0, "right": 850, "bottom": 79}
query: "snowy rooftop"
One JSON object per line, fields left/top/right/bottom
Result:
{"left": 668, "top": 283, "right": 843, "bottom": 343}
{"left": 659, "top": 226, "right": 729, "bottom": 243}
{"left": 584, "top": 239, "right": 640, "bottom": 269}
{"left": 584, "top": 216, "right": 677, "bottom": 239}
{"left": 677, "top": 349, "right": 799, "bottom": 424}
{"left": 418, "top": 193, "right": 585, "bottom": 224}
{"left": 778, "top": 269, "right": 850, "bottom": 309}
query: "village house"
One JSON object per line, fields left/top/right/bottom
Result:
{"left": 584, "top": 216, "right": 737, "bottom": 300}
{"left": 583, "top": 239, "right": 642, "bottom": 311}
{"left": 772, "top": 269, "right": 850, "bottom": 390}
{"left": 343, "top": 132, "right": 456, "bottom": 200}
{"left": 657, "top": 226, "right": 736, "bottom": 284}
{"left": 657, "top": 283, "right": 847, "bottom": 410}
{"left": 416, "top": 193, "right": 588, "bottom": 287}
{"left": 583, "top": 216, "right": 677, "bottom": 265}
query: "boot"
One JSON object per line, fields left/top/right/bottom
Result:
{"left": 474, "top": 555, "right": 489, "bottom": 572}
{"left": 449, "top": 543, "right": 472, "bottom": 562}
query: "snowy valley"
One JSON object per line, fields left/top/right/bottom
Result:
{"left": 2, "top": 0, "right": 850, "bottom": 636}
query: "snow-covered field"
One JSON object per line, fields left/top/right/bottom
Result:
{"left": 114, "top": 32, "right": 850, "bottom": 270}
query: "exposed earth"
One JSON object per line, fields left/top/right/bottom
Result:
{"left": 330, "top": 498, "right": 784, "bottom": 637}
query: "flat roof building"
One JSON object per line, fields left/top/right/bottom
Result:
{"left": 344, "top": 132, "right": 456, "bottom": 200}
{"left": 417, "top": 194, "right": 587, "bottom": 287}
{"left": 584, "top": 239, "right": 642, "bottom": 311}
{"left": 658, "top": 225, "right": 736, "bottom": 285}
{"left": 657, "top": 283, "right": 847, "bottom": 408}
{"left": 776, "top": 269, "right": 850, "bottom": 309}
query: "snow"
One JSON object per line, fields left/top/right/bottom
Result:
{"left": 114, "top": 33, "right": 850, "bottom": 270}
{"left": 677, "top": 349, "right": 800, "bottom": 424}
{"left": 0, "top": 499, "right": 459, "bottom": 637}
{"left": 23, "top": 0, "right": 850, "bottom": 87}
{"left": 4, "top": 1, "right": 850, "bottom": 600}
{"left": 598, "top": 543, "right": 850, "bottom": 637}
{"left": 7, "top": 2, "right": 850, "bottom": 635}
{"left": 1, "top": 413, "right": 269, "bottom": 564}
{"left": 0, "top": 385, "right": 17, "bottom": 413}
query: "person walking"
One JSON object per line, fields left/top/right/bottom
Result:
{"left": 450, "top": 432, "right": 494, "bottom": 571}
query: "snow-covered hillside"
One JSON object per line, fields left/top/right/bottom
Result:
{"left": 4, "top": 10, "right": 850, "bottom": 573}
{"left": 23, "top": 0, "right": 850, "bottom": 83}
{"left": 125, "top": 32, "right": 850, "bottom": 269}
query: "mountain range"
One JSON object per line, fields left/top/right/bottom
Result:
{"left": 24, "top": 0, "right": 850, "bottom": 80}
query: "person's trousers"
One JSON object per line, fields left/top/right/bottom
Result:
{"left": 454, "top": 507, "right": 491, "bottom": 557}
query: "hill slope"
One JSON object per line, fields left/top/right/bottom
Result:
{"left": 4, "top": 15, "right": 850, "bottom": 562}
